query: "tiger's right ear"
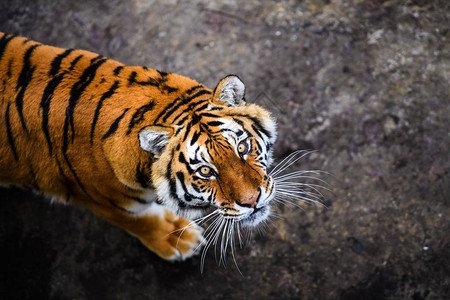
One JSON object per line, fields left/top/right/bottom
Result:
{"left": 138, "top": 125, "right": 174, "bottom": 157}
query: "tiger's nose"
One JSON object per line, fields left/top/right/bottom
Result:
{"left": 237, "top": 188, "right": 261, "bottom": 208}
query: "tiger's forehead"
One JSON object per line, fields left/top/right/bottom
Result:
{"left": 182, "top": 117, "right": 247, "bottom": 161}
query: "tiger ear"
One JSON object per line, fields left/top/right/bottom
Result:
{"left": 138, "top": 125, "right": 174, "bottom": 157}
{"left": 212, "top": 75, "right": 246, "bottom": 107}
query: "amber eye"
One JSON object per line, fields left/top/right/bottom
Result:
{"left": 237, "top": 140, "right": 249, "bottom": 155}
{"left": 198, "top": 166, "right": 213, "bottom": 177}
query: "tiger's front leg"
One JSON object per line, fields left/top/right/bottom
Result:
{"left": 90, "top": 202, "right": 205, "bottom": 261}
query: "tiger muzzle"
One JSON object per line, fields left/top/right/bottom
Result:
{"left": 236, "top": 187, "right": 261, "bottom": 208}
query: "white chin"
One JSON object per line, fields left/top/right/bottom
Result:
{"left": 241, "top": 205, "right": 271, "bottom": 227}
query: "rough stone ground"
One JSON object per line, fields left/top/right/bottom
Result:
{"left": 0, "top": 0, "right": 448, "bottom": 299}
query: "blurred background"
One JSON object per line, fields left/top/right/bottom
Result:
{"left": 0, "top": 1, "right": 448, "bottom": 299}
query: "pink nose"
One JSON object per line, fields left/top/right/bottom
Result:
{"left": 238, "top": 189, "right": 261, "bottom": 208}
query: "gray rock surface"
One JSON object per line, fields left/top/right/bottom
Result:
{"left": 0, "top": 0, "right": 448, "bottom": 299}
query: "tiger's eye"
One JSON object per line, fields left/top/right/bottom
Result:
{"left": 238, "top": 140, "right": 248, "bottom": 155}
{"left": 199, "top": 166, "right": 212, "bottom": 177}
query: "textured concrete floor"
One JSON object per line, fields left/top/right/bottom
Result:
{"left": 0, "top": 1, "right": 449, "bottom": 299}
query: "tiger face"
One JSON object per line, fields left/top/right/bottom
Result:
{"left": 140, "top": 75, "right": 277, "bottom": 226}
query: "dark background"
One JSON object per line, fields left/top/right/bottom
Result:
{"left": 0, "top": 1, "right": 449, "bottom": 299}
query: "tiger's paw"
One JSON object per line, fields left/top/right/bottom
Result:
{"left": 140, "top": 205, "right": 205, "bottom": 261}
{"left": 166, "top": 216, "right": 206, "bottom": 262}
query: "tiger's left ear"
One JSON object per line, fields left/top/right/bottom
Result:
{"left": 212, "top": 75, "right": 246, "bottom": 107}
{"left": 138, "top": 125, "right": 174, "bottom": 157}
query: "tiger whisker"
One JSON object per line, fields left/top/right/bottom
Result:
{"left": 273, "top": 197, "right": 306, "bottom": 210}
{"left": 200, "top": 215, "right": 223, "bottom": 274}
{"left": 269, "top": 150, "right": 315, "bottom": 177}
{"left": 275, "top": 191, "right": 325, "bottom": 206}
{"left": 219, "top": 219, "right": 229, "bottom": 266}
{"left": 274, "top": 174, "right": 331, "bottom": 188}
{"left": 236, "top": 219, "right": 244, "bottom": 248}
{"left": 268, "top": 150, "right": 306, "bottom": 176}
{"left": 213, "top": 217, "right": 227, "bottom": 266}
{"left": 276, "top": 184, "right": 328, "bottom": 201}
{"left": 276, "top": 185, "right": 326, "bottom": 199}
{"left": 230, "top": 220, "right": 243, "bottom": 276}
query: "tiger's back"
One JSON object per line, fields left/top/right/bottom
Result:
{"left": 0, "top": 32, "right": 209, "bottom": 205}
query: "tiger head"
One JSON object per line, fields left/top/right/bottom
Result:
{"left": 139, "top": 75, "right": 277, "bottom": 227}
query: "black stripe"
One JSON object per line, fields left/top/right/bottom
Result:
{"left": 62, "top": 151, "right": 92, "bottom": 201}
{"left": 126, "top": 195, "right": 152, "bottom": 204}
{"left": 178, "top": 152, "right": 194, "bottom": 174}
{"left": 28, "top": 160, "right": 39, "bottom": 189}
{"left": 170, "top": 111, "right": 187, "bottom": 125}
{"left": 176, "top": 172, "right": 192, "bottom": 201}
{"left": 128, "top": 71, "right": 137, "bottom": 85}
{"left": 191, "top": 113, "right": 202, "bottom": 126}
{"left": 154, "top": 97, "right": 182, "bottom": 123}
{"left": 157, "top": 70, "right": 168, "bottom": 77}
{"left": 206, "top": 121, "right": 223, "bottom": 127}
{"left": 136, "top": 162, "right": 151, "bottom": 188}
{"left": 190, "top": 131, "right": 201, "bottom": 145}
{"left": 91, "top": 80, "right": 119, "bottom": 143}
{"left": 182, "top": 122, "right": 192, "bottom": 142}
{"left": 162, "top": 90, "right": 211, "bottom": 123}
{"left": 40, "top": 73, "right": 65, "bottom": 154}
{"left": 186, "top": 99, "right": 210, "bottom": 112}
{"left": 170, "top": 99, "right": 207, "bottom": 125}
{"left": 128, "top": 71, "right": 159, "bottom": 87}
{"left": 155, "top": 70, "right": 178, "bottom": 94}
{"left": 251, "top": 123, "right": 267, "bottom": 141}
{"left": 155, "top": 90, "right": 211, "bottom": 123}
{"left": 6, "top": 58, "right": 13, "bottom": 77}
{"left": 176, "top": 172, "right": 187, "bottom": 198}
{"left": 55, "top": 157, "right": 74, "bottom": 200}
{"left": 167, "top": 153, "right": 179, "bottom": 202}
{"left": 175, "top": 114, "right": 189, "bottom": 126}
{"left": 5, "top": 103, "right": 18, "bottom": 161}
{"left": 249, "top": 116, "right": 271, "bottom": 139}
{"left": 59, "top": 136, "right": 102, "bottom": 205}
{"left": 189, "top": 157, "right": 201, "bottom": 165}
{"left": 185, "top": 85, "right": 203, "bottom": 95}
{"left": 102, "top": 108, "right": 129, "bottom": 140}
{"left": 105, "top": 197, "right": 135, "bottom": 214}
{"left": 69, "top": 55, "right": 83, "bottom": 70}
{"left": 64, "top": 57, "right": 107, "bottom": 145}
{"left": 254, "top": 138, "right": 263, "bottom": 153}
{"left": 233, "top": 114, "right": 272, "bottom": 140}
{"left": 199, "top": 112, "right": 220, "bottom": 118}
{"left": 113, "top": 66, "right": 123, "bottom": 75}
{"left": 90, "top": 54, "right": 104, "bottom": 63}
{"left": 15, "top": 44, "right": 40, "bottom": 133}
{"left": 162, "top": 85, "right": 178, "bottom": 94}
{"left": 193, "top": 102, "right": 210, "bottom": 113}
{"left": 49, "top": 49, "right": 73, "bottom": 76}
{"left": 0, "top": 34, "right": 15, "bottom": 62}
{"left": 126, "top": 100, "right": 155, "bottom": 134}
{"left": 191, "top": 183, "right": 201, "bottom": 193}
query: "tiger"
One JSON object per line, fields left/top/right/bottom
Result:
{"left": 0, "top": 33, "right": 279, "bottom": 261}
